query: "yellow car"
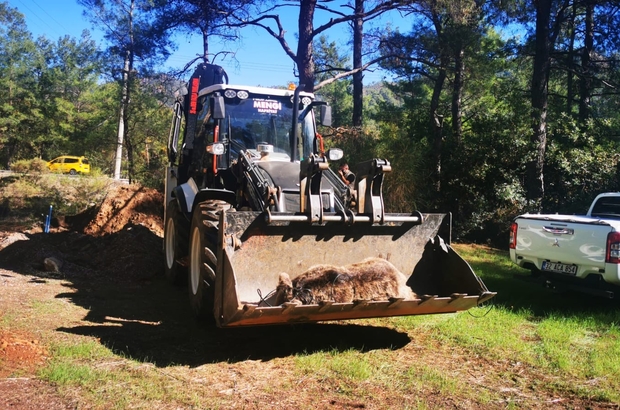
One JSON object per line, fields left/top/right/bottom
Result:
{"left": 47, "top": 156, "right": 91, "bottom": 175}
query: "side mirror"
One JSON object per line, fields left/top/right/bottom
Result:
{"left": 320, "top": 105, "right": 332, "bottom": 127}
{"left": 212, "top": 95, "right": 225, "bottom": 120}
{"left": 326, "top": 148, "right": 343, "bottom": 161}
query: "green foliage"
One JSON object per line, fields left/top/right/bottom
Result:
{"left": 9, "top": 158, "right": 49, "bottom": 175}
{"left": 0, "top": 2, "right": 39, "bottom": 166}
{"left": 28, "top": 158, "right": 49, "bottom": 174}
{"left": 34, "top": 34, "right": 102, "bottom": 161}
{"left": 542, "top": 116, "right": 620, "bottom": 213}
{"left": 327, "top": 126, "right": 378, "bottom": 177}
{"left": 314, "top": 36, "right": 353, "bottom": 127}
{"left": 371, "top": 13, "right": 620, "bottom": 244}
{"left": 123, "top": 76, "right": 172, "bottom": 187}
{"left": 0, "top": 173, "right": 112, "bottom": 223}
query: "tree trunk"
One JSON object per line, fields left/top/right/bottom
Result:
{"left": 527, "top": 0, "right": 552, "bottom": 208}
{"left": 428, "top": 9, "right": 447, "bottom": 194}
{"left": 201, "top": 28, "right": 209, "bottom": 63}
{"left": 451, "top": 45, "right": 464, "bottom": 145}
{"left": 579, "top": 1, "right": 593, "bottom": 123}
{"left": 298, "top": 0, "right": 317, "bottom": 92}
{"left": 113, "top": 0, "right": 135, "bottom": 181}
{"left": 430, "top": 68, "right": 446, "bottom": 193}
{"left": 566, "top": 1, "right": 576, "bottom": 114}
{"left": 352, "top": 0, "right": 364, "bottom": 127}
{"left": 114, "top": 52, "right": 130, "bottom": 180}
{"left": 126, "top": 127, "right": 134, "bottom": 184}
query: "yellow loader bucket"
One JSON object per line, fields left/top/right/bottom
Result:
{"left": 213, "top": 211, "right": 495, "bottom": 327}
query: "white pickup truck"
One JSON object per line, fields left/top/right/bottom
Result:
{"left": 509, "top": 192, "right": 620, "bottom": 298}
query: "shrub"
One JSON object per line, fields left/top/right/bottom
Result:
{"left": 29, "top": 159, "right": 49, "bottom": 174}
{"left": 10, "top": 160, "right": 30, "bottom": 174}
{"left": 9, "top": 159, "right": 50, "bottom": 175}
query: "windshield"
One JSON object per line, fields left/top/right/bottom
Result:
{"left": 223, "top": 95, "right": 315, "bottom": 161}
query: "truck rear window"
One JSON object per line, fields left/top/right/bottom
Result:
{"left": 591, "top": 196, "right": 620, "bottom": 218}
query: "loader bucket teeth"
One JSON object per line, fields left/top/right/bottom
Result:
{"left": 211, "top": 211, "right": 496, "bottom": 327}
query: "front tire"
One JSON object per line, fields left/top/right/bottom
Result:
{"left": 188, "top": 200, "right": 231, "bottom": 320}
{"left": 164, "top": 200, "right": 189, "bottom": 284}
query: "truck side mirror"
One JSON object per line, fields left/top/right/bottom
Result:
{"left": 212, "top": 95, "right": 225, "bottom": 120}
{"left": 320, "top": 105, "right": 332, "bottom": 127}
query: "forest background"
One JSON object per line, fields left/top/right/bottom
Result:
{"left": 1, "top": 0, "right": 619, "bottom": 247}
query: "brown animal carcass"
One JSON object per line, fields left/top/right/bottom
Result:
{"left": 275, "top": 257, "right": 417, "bottom": 305}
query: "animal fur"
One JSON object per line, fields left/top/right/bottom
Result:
{"left": 275, "top": 257, "right": 416, "bottom": 305}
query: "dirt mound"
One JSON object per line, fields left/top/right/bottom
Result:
{"left": 64, "top": 184, "right": 164, "bottom": 237}
{"left": 0, "top": 183, "right": 165, "bottom": 282}
{"left": 0, "top": 330, "right": 48, "bottom": 378}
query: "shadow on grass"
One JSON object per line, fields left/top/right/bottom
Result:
{"left": 470, "top": 257, "right": 620, "bottom": 323}
{"left": 0, "top": 228, "right": 411, "bottom": 367}
{"left": 54, "top": 278, "right": 412, "bottom": 367}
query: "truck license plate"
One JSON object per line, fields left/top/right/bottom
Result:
{"left": 542, "top": 261, "right": 578, "bottom": 275}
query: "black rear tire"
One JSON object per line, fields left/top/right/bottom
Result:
{"left": 164, "top": 200, "right": 189, "bottom": 285}
{"left": 188, "top": 200, "right": 231, "bottom": 321}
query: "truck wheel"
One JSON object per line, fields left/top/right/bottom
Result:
{"left": 188, "top": 200, "right": 231, "bottom": 320}
{"left": 164, "top": 200, "right": 188, "bottom": 285}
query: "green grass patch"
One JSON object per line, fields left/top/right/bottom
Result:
{"left": 434, "top": 244, "right": 620, "bottom": 403}
{"left": 39, "top": 339, "right": 114, "bottom": 385}
{"left": 295, "top": 348, "right": 374, "bottom": 381}
{"left": 49, "top": 339, "right": 111, "bottom": 361}
{"left": 40, "top": 361, "right": 99, "bottom": 385}
{"left": 37, "top": 338, "right": 209, "bottom": 408}
{"left": 31, "top": 299, "right": 67, "bottom": 316}
{"left": 403, "top": 363, "right": 460, "bottom": 395}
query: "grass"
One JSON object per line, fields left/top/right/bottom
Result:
{"left": 452, "top": 244, "right": 620, "bottom": 402}
{"left": 31, "top": 299, "right": 67, "bottom": 316}
{"left": 38, "top": 339, "right": 113, "bottom": 385}
{"left": 295, "top": 348, "right": 374, "bottom": 381}
{"left": 37, "top": 339, "right": 196, "bottom": 408}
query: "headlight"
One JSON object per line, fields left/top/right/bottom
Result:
{"left": 257, "top": 144, "right": 274, "bottom": 154}
{"left": 207, "top": 143, "right": 225, "bottom": 155}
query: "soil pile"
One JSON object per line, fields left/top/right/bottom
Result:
{"left": 0, "top": 330, "right": 48, "bottom": 378}
{"left": 63, "top": 184, "right": 164, "bottom": 237}
{"left": 0, "top": 183, "right": 165, "bottom": 281}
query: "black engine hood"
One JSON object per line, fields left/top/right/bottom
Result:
{"left": 255, "top": 161, "right": 300, "bottom": 191}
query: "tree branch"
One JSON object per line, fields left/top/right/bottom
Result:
{"left": 313, "top": 0, "right": 403, "bottom": 38}
{"left": 314, "top": 56, "right": 391, "bottom": 90}
{"left": 227, "top": 14, "right": 297, "bottom": 61}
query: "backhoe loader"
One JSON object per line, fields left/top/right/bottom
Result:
{"left": 164, "top": 63, "right": 495, "bottom": 327}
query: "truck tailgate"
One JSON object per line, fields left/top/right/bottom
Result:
{"left": 511, "top": 215, "right": 613, "bottom": 278}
